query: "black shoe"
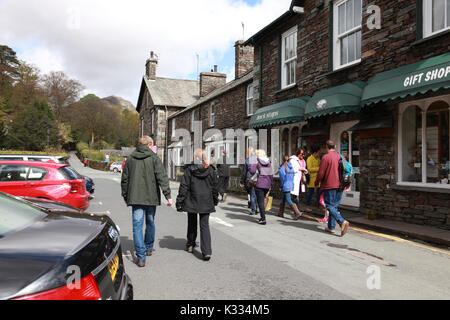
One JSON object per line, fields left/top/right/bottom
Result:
{"left": 146, "top": 249, "right": 155, "bottom": 256}
{"left": 202, "top": 254, "right": 211, "bottom": 261}
{"left": 136, "top": 259, "right": 145, "bottom": 267}
{"left": 186, "top": 245, "right": 194, "bottom": 253}
{"left": 258, "top": 219, "right": 266, "bottom": 225}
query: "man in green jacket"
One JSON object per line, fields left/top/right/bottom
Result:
{"left": 121, "top": 136, "right": 172, "bottom": 267}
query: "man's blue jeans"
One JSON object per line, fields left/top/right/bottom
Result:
{"left": 322, "top": 189, "right": 344, "bottom": 231}
{"left": 132, "top": 205, "right": 156, "bottom": 261}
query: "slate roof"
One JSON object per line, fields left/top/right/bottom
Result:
{"left": 168, "top": 70, "right": 254, "bottom": 119}
{"left": 136, "top": 76, "right": 199, "bottom": 112}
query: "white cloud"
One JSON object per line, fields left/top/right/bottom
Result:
{"left": 0, "top": 0, "right": 291, "bottom": 104}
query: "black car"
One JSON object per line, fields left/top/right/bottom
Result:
{"left": 0, "top": 192, "right": 133, "bottom": 300}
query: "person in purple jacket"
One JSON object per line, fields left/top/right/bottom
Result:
{"left": 249, "top": 149, "right": 273, "bottom": 225}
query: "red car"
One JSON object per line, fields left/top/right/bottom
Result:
{"left": 0, "top": 161, "right": 90, "bottom": 210}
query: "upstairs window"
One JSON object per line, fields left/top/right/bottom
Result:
{"left": 191, "top": 110, "right": 196, "bottom": 132}
{"left": 281, "top": 26, "right": 297, "bottom": 89}
{"left": 246, "top": 84, "right": 254, "bottom": 116}
{"left": 210, "top": 104, "right": 215, "bottom": 127}
{"left": 333, "top": 0, "right": 362, "bottom": 70}
{"left": 171, "top": 119, "right": 176, "bottom": 138}
{"left": 424, "top": 0, "right": 450, "bottom": 38}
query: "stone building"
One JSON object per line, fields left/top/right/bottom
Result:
{"left": 136, "top": 51, "right": 199, "bottom": 163}
{"left": 244, "top": 0, "right": 450, "bottom": 229}
{"left": 167, "top": 40, "right": 255, "bottom": 182}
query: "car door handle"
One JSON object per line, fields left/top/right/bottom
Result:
{"left": 24, "top": 183, "right": 36, "bottom": 187}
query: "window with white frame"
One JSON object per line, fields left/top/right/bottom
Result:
{"left": 424, "top": 0, "right": 450, "bottom": 38}
{"left": 281, "top": 26, "right": 297, "bottom": 89}
{"left": 398, "top": 95, "right": 450, "bottom": 187}
{"left": 246, "top": 84, "right": 254, "bottom": 116}
{"left": 191, "top": 109, "right": 195, "bottom": 132}
{"left": 210, "top": 104, "right": 215, "bottom": 127}
{"left": 171, "top": 119, "right": 176, "bottom": 138}
{"left": 333, "top": 0, "right": 362, "bottom": 70}
{"left": 151, "top": 111, "right": 155, "bottom": 134}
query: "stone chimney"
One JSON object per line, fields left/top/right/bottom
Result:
{"left": 234, "top": 40, "right": 254, "bottom": 79}
{"left": 199, "top": 65, "right": 227, "bottom": 97}
{"left": 146, "top": 51, "right": 158, "bottom": 80}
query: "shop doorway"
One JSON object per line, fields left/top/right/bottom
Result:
{"left": 330, "top": 121, "right": 360, "bottom": 208}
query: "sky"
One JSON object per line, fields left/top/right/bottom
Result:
{"left": 0, "top": 0, "right": 292, "bottom": 106}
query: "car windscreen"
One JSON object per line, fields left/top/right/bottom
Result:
{"left": 58, "top": 166, "right": 82, "bottom": 180}
{"left": 0, "top": 193, "right": 46, "bottom": 236}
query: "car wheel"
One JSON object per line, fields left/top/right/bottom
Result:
{"left": 113, "top": 168, "right": 118, "bottom": 173}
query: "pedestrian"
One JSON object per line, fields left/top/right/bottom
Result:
{"left": 315, "top": 140, "right": 350, "bottom": 236}
{"left": 83, "top": 158, "right": 87, "bottom": 167}
{"left": 217, "top": 149, "right": 230, "bottom": 202}
{"left": 249, "top": 149, "right": 273, "bottom": 225}
{"left": 289, "top": 148, "right": 308, "bottom": 213}
{"left": 121, "top": 156, "right": 127, "bottom": 171}
{"left": 305, "top": 144, "right": 321, "bottom": 212}
{"left": 121, "top": 136, "right": 173, "bottom": 267}
{"left": 278, "top": 156, "right": 302, "bottom": 219}
{"left": 240, "top": 147, "right": 258, "bottom": 215}
{"left": 176, "top": 149, "right": 218, "bottom": 261}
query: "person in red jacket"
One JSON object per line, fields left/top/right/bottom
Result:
{"left": 315, "top": 140, "right": 350, "bottom": 237}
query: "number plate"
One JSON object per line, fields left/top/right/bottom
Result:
{"left": 107, "top": 254, "right": 119, "bottom": 282}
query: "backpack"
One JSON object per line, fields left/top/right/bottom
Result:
{"left": 338, "top": 154, "right": 353, "bottom": 188}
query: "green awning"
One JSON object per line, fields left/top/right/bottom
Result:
{"left": 362, "top": 53, "right": 450, "bottom": 106}
{"left": 304, "top": 81, "right": 366, "bottom": 120}
{"left": 249, "top": 97, "right": 309, "bottom": 129}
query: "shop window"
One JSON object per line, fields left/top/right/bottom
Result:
{"left": 400, "top": 99, "right": 450, "bottom": 186}
{"left": 281, "top": 128, "right": 290, "bottom": 158}
{"left": 424, "top": 0, "right": 450, "bottom": 38}
{"left": 333, "top": 0, "right": 362, "bottom": 70}
{"left": 339, "top": 131, "right": 360, "bottom": 192}
{"left": 291, "top": 127, "right": 300, "bottom": 156}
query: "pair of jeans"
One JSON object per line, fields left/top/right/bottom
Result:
{"left": 306, "top": 188, "right": 320, "bottom": 206}
{"left": 187, "top": 213, "right": 212, "bottom": 256}
{"left": 132, "top": 205, "right": 156, "bottom": 261}
{"left": 281, "top": 192, "right": 294, "bottom": 206}
{"left": 248, "top": 186, "right": 257, "bottom": 214}
{"left": 255, "top": 188, "right": 269, "bottom": 221}
{"left": 322, "top": 189, "right": 344, "bottom": 231}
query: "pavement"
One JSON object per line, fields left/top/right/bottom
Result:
{"left": 223, "top": 189, "right": 450, "bottom": 249}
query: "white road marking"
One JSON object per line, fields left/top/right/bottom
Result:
{"left": 210, "top": 217, "right": 234, "bottom": 227}
{"left": 99, "top": 202, "right": 103, "bottom": 205}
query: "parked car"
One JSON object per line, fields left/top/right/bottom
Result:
{"left": 0, "top": 191, "right": 133, "bottom": 300}
{"left": 109, "top": 161, "right": 122, "bottom": 173}
{"left": 0, "top": 154, "right": 95, "bottom": 194}
{"left": 0, "top": 154, "right": 69, "bottom": 164}
{"left": 0, "top": 161, "right": 90, "bottom": 210}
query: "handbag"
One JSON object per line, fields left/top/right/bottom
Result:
{"left": 264, "top": 190, "right": 273, "bottom": 212}
{"left": 247, "top": 168, "right": 259, "bottom": 187}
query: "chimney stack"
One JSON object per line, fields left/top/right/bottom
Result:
{"left": 234, "top": 40, "right": 254, "bottom": 79}
{"left": 199, "top": 66, "right": 226, "bottom": 97}
{"left": 146, "top": 51, "right": 158, "bottom": 80}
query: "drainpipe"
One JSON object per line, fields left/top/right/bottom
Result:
{"left": 164, "top": 105, "right": 169, "bottom": 173}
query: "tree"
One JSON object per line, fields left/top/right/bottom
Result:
{"left": 67, "top": 94, "right": 120, "bottom": 148}
{"left": 42, "top": 71, "right": 84, "bottom": 121}
{"left": 7, "top": 100, "right": 61, "bottom": 151}
{"left": 0, "top": 45, "right": 20, "bottom": 88}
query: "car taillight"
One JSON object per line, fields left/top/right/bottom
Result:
{"left": 12, "top": 274, "right": 102, "bottom": 300}
{"left": 70, "top": 182, "right": 79, "bottom": 193}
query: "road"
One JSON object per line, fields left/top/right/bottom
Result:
{"left": 69, "top": 153, "right": 450, "bottom": 300}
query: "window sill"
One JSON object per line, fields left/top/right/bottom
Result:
{"left": 412, "top": 29, "right": 450, "bottom": 46}
{"left": 275, "top": 84, "right": 298, "bottom": 95}
{"left": 324, "top": 61, "right": 362, "bottom": 77}
{"left": 391, "top": 183, "right": 450, "bottom": 194}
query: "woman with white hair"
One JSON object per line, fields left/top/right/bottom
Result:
{"left": 176, "top": 149, "right": 219, "bottom": 261}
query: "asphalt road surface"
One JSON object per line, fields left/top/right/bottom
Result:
{"left": 69, "top": 153, "right": 450, "bottom": 300}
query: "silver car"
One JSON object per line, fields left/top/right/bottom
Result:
{"left": 109, "top": 161, "right": 122, "bottom": 173}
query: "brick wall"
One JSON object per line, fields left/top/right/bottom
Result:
{"left": 254, "top": 0, "right": 450, "bottom": 109}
